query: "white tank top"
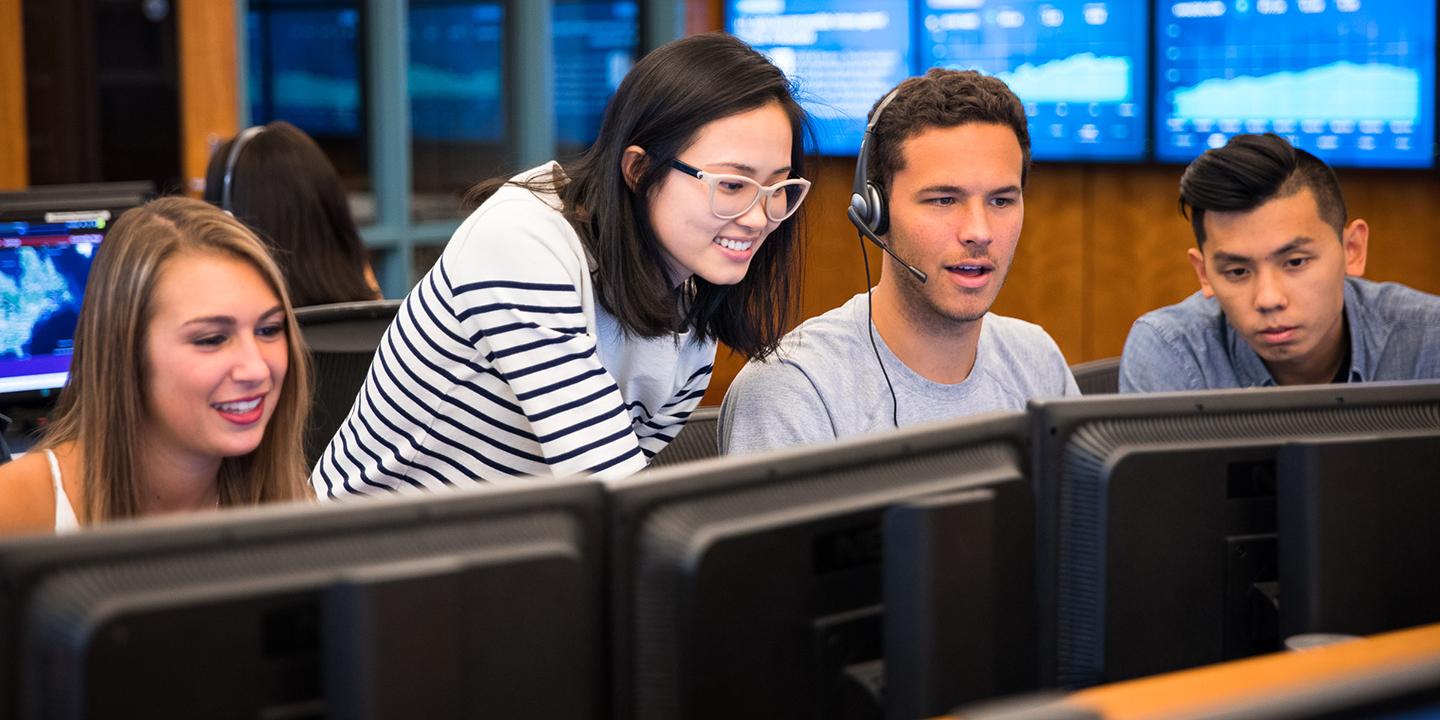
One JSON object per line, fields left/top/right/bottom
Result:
{"left": 45, "top": 449, "right": 80, "bottom": 534}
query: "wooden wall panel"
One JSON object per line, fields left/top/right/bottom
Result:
{"left": 1337, "top": 169, "right": 1440, "bottom": 296}
{"left": 0, "top": 0, "right": 27, "bottom": 190}
{"left": 1087, "top": 164, "right": 1198, "bottom": 360}
{"left": 177, "top": 0, "right": 238, "bottom": 196}
{"left": 991, "top": 163, "right": 1087, "bottom": 363}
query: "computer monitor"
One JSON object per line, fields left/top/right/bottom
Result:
{"left": 918, "top": 0, "right": 1150, "bottom": 162}
{"left": 609, "top": 412, "right": 1038, "bottom": 720}
{"left": 1031, "top": 381, "right": 1440, "bottom": 688}
{"left": 0, "top": 184, "right": 150, "bottom": 398}
{"left": 1154, "top": 0, "right": 1437, "bottom": 168}
{"left": 0, "top": 481, "right": 607, "bottom": 719}
{"left": 1277, "top": 431, "right": 1440, "bottom": 641}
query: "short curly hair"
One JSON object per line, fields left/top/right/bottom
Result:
{"left": 867, "top": 68, "right": 1032, "bottom": 196}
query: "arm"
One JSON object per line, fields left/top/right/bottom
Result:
{"left": 1118, "top": 319, "right": 1205, "bottom": 393}
{"left": 448, "top": 202, "right": 646, "bottom": 480}
{"left": 719, "top": 357, "right": 837, "bottom": 455}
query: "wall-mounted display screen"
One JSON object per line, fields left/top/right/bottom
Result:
{"left": 919, "top": 0, "right": 1149, "bottom": 162}
{"left": 728, "top": 0, "right": 913, "bottom": 156}
{"left": 554, "top": 0, "right": 639, "bottom": 152}
{"left": 247, "top": 5, "right": 362, "bottom": 138}
{"left": 1155, "top": 0, "right": 1436, "bottom": 168}
{"left": 408, "top": 3, "right": 505, "bottom": 142}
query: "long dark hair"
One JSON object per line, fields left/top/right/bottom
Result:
{"left": 466, "top": 32, "right": 809, "bottom": 360}
{"left": 203, "top": 120, "right": 380, "bottom": 307}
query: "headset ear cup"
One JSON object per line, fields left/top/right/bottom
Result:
{"left": 866, "top": 182, "right": 889, "bottom": 237}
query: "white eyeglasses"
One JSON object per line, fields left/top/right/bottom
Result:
{"left": 669, "top": 159, "right": 811, "bottom": 222}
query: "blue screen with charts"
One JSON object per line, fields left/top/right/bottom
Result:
{"left": 728, "top": 0, "right": 913, "bottom": 156}
{"left": 919, "top": 0, "right": 1149, "bottom": 162}
{"left": 554, "top": 1, "right": 638, "bottom": 150}
{"left": 1155, "top": 0, "right": 1436, "bottom": 168}
{"left": 0, "top": 218, "right": 103, "bottom": 395}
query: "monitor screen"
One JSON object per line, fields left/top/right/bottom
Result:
{"left": 0, "top": 482, "right": 607, "bottom": 719}
{"left": 1154, "top": 0, "right": 1437, "bottom": 168}
{"left": 918, "top": 0, "right": 1149, "bottom": 162}
{"left": 554, "top": 0, "right": 638, "bottom": 153}
{"left": 0, "top": 184, "right": 150, "bottom": 397}
{"left": 1030, "top": 381, "right": 1440, "bottom": 688}
{"left": 408, "top": 2, "right": 506, "bottom": 142}
{"left": 727, "top": 0, "right": 914, "bottom": 156}
{"left": 609, "top": 412, "right": 1038, "bottom": 720}
{"left": 246, "top": 3, "right": 363, "bottom": 138}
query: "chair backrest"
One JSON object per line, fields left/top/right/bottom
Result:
{"left": 294, "top": 300, "right": 402, "bottom": 469}
{"left": 1069, "top": 356, "right": 1121, "bottom": 396}
{"left": 647, "top": 406, "right": 721, "bottom": 468}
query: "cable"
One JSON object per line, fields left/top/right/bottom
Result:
{"left": 860, "top": 232, "right": 901, "bottom": 428}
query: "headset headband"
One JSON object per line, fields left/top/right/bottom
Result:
{"left": 221, "top": 125, "right": 266, "bottom": 213}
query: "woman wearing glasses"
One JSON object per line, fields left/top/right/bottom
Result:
{"left": 311, "top": 33, "right": 810, "bottom": 496}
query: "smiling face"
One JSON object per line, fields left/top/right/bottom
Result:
{"left": 142, "top": 251, "right": 290, "bottom": 467}
{"left": 634, "top": 101, "right": 796, "bottom": 286}
{"left": 883, "top": 122, "right": 1025, "bottom": 330}
{"left": 1188, "top": 187, "right": 1369, "bottom": 384}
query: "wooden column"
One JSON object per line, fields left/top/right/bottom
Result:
{"left": 177, "top": 0, "right": 239, "bottom": 196}
{"left": 0, "top": 0, "right": 28, "bottom": 190}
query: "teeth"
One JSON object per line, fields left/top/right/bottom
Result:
{"left": 214, "top": 398, "right": 261, "bottom": 413}
{"left": 715, "top": 237, "right": 754, "bottom": 251}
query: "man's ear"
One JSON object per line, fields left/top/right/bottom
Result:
{"left": 1188, "top": 247, "right": 1215, "bottom": 298}
{"left": 1342, "top": 218, "right": 1369, "bottom": 277}
{"left": 621, "top": 146, "right": 647, "bottom": 191}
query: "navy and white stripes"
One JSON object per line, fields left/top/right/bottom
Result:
{"left": 310, "top": 164, "right": 716, "bottom": 499}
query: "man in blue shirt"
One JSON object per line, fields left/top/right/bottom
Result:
{"left": 1120, "top": 133, "right": 1440, "bottom": 392}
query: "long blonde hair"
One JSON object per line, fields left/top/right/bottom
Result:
{"left": 41, "top": 196, "right": 312, "bottom": 523}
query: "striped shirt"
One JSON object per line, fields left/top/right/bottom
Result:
{"left": 311, "top": 163, "right": 716, "bottom": 499}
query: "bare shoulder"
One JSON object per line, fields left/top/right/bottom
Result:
{"left": 0, "top": 451, "right": 59, "bottom": 537}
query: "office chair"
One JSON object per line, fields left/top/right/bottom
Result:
{"left": 648, "top": 406, "right": 721, "bottom": 468}
{"left": 294, "top": 300, "right": 401, "bottom": 469}
{"left": 1069, "top": 356, "right": 1121, "bottom": 395}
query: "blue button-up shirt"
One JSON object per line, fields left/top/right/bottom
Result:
{"left": 1119, "top": 277, "right": 1440, "bottom": 392}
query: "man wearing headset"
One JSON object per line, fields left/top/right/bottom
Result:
{"left": 719, "top": 69, "right": 1078, "bottom": 454}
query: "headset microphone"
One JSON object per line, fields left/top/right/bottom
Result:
{"left": 847, "top": 206, "right": 928, "bottom": 283}
{"left": 848, "top": 89, "right": 927, "bottom": 284}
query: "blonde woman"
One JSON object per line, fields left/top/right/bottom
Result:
{"left": 0, "top": 196, "right": 311, "bottom": 535}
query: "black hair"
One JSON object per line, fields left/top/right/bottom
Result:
{"left": 868, "top": 68, "right": 1031, "bottom": 195}
{"left": 464, "top": 32, "right": 809, "bottom": 360}
{"left": 1178, "top": 133, "right": 1347, "bottom": 246}
{"left": 203, "top": 120, "right": 380, "bottom": 307}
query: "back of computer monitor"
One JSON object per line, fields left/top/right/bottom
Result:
{"left": 608, "top": 412, "right": 1036, "bottom": 720}
{"left": 1278, "top": 431, "right": 1440, "bottom": 641}
{"left": 1031, "top": 382, "right": 1440, "bottom": 688}
{"left": 0, "top": 481, "right": 607, "bottom": 720}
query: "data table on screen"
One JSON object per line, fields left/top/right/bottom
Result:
{"left": 1155, "top": 0, "right": 1436, "bottom": 168}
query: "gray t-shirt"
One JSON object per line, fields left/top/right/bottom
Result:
{"left": 720, "top": 292, "right": 1080, "bottom": 454}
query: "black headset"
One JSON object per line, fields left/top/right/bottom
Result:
{"left": 847, "top": 89, "right": 927, "bottom": 284}
{"left": 220, "top": 125, "right": 266, "bottom": 213}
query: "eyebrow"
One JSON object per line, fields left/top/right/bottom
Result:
{"left": 1211, "top": 236, "right": 1316, "bottom": 264}
{"left": 181, "top": 305, "right": 285, "bottom": 328}
{"left": 914, "top": 184, "right": 1022, "bottom": 196}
